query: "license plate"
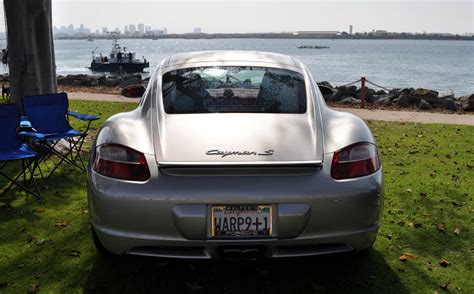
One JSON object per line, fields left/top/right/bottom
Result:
{"left": 211, "top": 205, "right": 272, "bottom": 238}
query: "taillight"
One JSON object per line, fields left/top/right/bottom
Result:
{"left": 331, "top": 143, "right": 380, "bottom": 180}
{"left": 93, "top": 144, "right": 150, "bottom": 181}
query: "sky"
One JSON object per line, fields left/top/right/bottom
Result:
{"left": 1, "top": 0, "right": 473, "bottom": 34}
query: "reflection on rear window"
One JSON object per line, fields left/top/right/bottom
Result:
{"left": 162, "top": 66, "right": 306, "bottom": 114}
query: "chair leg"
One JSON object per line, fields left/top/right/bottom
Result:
{"left": 73, "top": 135, "right": 88, "bottom": 170}
{"left": 72, "top": 121, "right": 93, "bottom": 169}
{"left": 1, "top": 161, "right": 28, "bottom": 196}
{"left": 45, "top": 137, "right": 86, "bottom": 180}
{"left": 0, "top": 161, "right": 42, "bottom": 200}
{"left": 35, "top": 138, "right": 85, "bottom": 181}
{"left": 26, "top": 159, "right": 42, "bottom": 200}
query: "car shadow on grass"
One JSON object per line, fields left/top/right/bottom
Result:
{"left": 83, "top": 249, "right": 408, "bottom": 294}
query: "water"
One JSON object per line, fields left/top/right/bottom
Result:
{"left": 1, "top": 38, "right": 473, "bottom": 96}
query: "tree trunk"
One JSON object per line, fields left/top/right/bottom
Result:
{"left": 4, "top": 0, "right": 57, "bottom": 107}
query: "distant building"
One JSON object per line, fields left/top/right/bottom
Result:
{"left": 138, "top": 23, "right": 145, "bottom": 34}
{"left": 295, "top": 31, "right": 339, "bottom": 36}
{"left": 102, "top": 27, "right": 108, "bottom": 34}
{"left": 163, "top": 27, "right": 168, "bottom": 34}
{"left": 193, "top": 27, "right": 202, "bottom": 34}
{"left": 349, "top": 25, "right": 353, "bottom": 35}
{"left": 124, "top": 25, "right": 129, "bottom": 33}
{"left": 152, "top": 29, "right": 164, "bottom": 36}
{"left": 129, "top": 24, "right": 136, "bottom": 33}
{"left": 374, "top": 30, "right": 388, "bottom": 36}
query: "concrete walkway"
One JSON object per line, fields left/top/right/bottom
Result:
{"left": 68, "top": 92, "right": 139, "bottom": 103}
{"left": 68, "top": 92, "right": 474, "bottom": 126}
{"left": 333, "top": 107, "right": 474, "bottom": 126}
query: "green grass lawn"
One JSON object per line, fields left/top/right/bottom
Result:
{"left": 0, "top": 100, "right": 472, "bottom": 293}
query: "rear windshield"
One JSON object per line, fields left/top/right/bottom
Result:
{"left": 162, "top": 66, "right": 306, "bottom": 114}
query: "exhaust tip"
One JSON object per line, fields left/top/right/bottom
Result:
{"left": 242, "top": 249, "right": 263, "bottom": 260}
{"left": 222, "top": 249, "right": 242, "bottom": 261}
{"left": 220, "top": 247, "right": 265, "bottom": 261}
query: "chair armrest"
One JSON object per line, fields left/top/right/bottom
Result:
{"left": 19, "top": 131, "right": 57, "bottom": 140}
{"left": 68, "top": 111, "right": 100, "bottom": 121}
{"left": 20, "top": 116, "right": 32, "bottom": 128}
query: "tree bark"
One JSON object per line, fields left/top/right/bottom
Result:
{"left": 4, "top": 0, "right": 57, "bottom": 107}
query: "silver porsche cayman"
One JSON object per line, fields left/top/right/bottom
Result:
{"left": 87, "top": 51, "right": 383, "bottom": 260}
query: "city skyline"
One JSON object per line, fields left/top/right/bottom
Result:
{"left": 50, "top": 22, "right": 473, "bottom": 38}
{"left": 53, "top": 22, "right": 168, "bottom": 36}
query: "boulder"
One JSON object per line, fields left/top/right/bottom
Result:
{"left": 337, "top": 85, "right": 358, "bottom": 97}
{"left": 345, "top": 85, "right": 358, "bottom": 96}
{"left": 328, "top": 89, "right": 343, "bottom": 102}
{"left": 121, "top": 77, "right": 141, "bottom": 88}
{"left": 414, "top": 88, "right": 439, "bottom": 99}
{"left": 374, "top": 95, "right": 392, "bottom": 106}
{"left": 375, "top": 90, "right": 386, "bottom": 95}
{"left": 57, "top": 75, "right": 66, "bottom": 85}
{"left": 89, "top": 78, "right": 99, "bottom": 87}
{"left": 70, "top": 74, "right": 89, "bottom": 84}
{"left": 97, "top": 75, "right": 107, "bottom": 86}
{"left": 131, "top": 73, "right": 143, "bottom": 82}
{"left": 340, "top": 96, "right": 361, "bottom": 105}
{"left": 318, "top": 85, "right": 334, "bottom": 101}
{"left": 409, "top": 88, "right": 438, "bottom": 105}
{"left": 388, "top": 88, "right": 402, "bottom": 100}
{"left": 401, "top": 88, "right": 415, "bottom": 96}
{"left": 60, "top": 75, "right": 72, "bottom": 85}
{"left": 397, "top": 93, "right": 410, "bottom": 107}
{"left": 434, "top": 95, "right": 456, "bottom": 110}
{"left": 317, "top": 81, "right": 333, "bottom": 89}
{"left": 459, "top": 94, "right": 474, "bottom": 111}
{"left": 105, "top": 77, "right": 120, "bottom": 87}
{"left": 417, "top": 99, "right": 433, "bottom": 110}
{"left": 441, "top": 97, "right": 457, "bottom": 110}
{"left": 72, "top": 80, "right": 82, "bottom": 87}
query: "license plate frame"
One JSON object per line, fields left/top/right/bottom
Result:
{"left": 210, "top": 204, "right": 273, "bottom": 239}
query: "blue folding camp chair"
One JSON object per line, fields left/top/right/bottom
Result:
{"left": 22, "top": 92, "right": 99, "bottom": 179}
{"left": 0, "top": 103, "right": 41, "bottom": 200}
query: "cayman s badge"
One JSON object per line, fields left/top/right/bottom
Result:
{"left": 206, "top": 149, "right": 274, "bottom": 158}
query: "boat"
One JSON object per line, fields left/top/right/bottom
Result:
{"left": 297, "top": 45, "right": 330, "bottom": 49}
{"left": 89, "top": 38, "right": 149, "bottom": 73}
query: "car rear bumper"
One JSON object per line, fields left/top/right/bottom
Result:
{"left": 93, "top": 222, "right": 378, "bottom": 259}
{"left": 88, "top": 155, "right": 383, "bottom": 259}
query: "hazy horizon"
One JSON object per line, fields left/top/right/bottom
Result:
{"left": 0, "top": 0, "right": 473, "bottom": 34}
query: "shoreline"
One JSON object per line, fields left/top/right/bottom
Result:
{"left": 52, "top": 34, "right": 474, "bottom": 42}
{"left": 60, "top": 84, "right": 474, "bottom": 115}
{"left": 1, "top": 73, "right": 472, "bottom": 114}
{"left": 65, "top": 91, "right": 474, "bottom": 126}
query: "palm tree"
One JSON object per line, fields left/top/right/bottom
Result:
{"left": 4, "top": 0, "right": 57, "bottom": 107}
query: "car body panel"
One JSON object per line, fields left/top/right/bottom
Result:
{"left": 88, "top": 51, "right": 383, "bottom": 259}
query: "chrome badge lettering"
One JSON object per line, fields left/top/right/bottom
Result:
{"left": 206, "top": 149, "right": 274, "bottom": 158}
